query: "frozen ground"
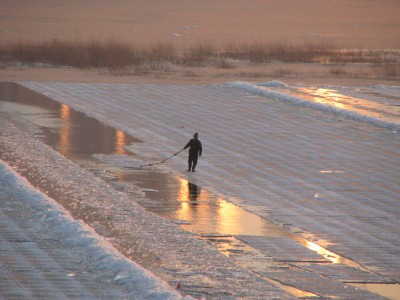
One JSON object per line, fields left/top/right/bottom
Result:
{"left": 1, "top": 80, "right": 399, "bottom": 298}
{"left": 21, "top": 81, "right": 400, "bottom": 273}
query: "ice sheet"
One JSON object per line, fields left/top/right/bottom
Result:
{"left": 20, "top": 81, "right": 400, "bottom": 282}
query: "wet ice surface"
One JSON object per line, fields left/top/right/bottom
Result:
{"left": 0, "top": 83, "right": 291, "bottom": 299}
{"left": 2, "top": 81, "right": 400, "bottom": 298}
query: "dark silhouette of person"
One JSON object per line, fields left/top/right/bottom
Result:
{"left": 184, "top": 132, "right": 202, "bottom": 172}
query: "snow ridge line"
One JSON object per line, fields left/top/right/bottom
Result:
{"left": 224, "top": 81, "right": 400, "bottom": 132}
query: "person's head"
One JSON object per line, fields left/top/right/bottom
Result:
{"left": 193, "top": 132, "right": 198, "bottom": 139}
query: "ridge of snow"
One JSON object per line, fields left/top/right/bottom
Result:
{"left": 224, "top": 81, "right": 400, "bottom": 132}
{"left": 257, "top": 80, "right": 288, "bottom": 88}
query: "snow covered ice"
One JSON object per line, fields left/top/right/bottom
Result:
{"left": 0, "top": 160, "right": 184, "bottom": 299}
{"left": 1, "top": 80, "right": 399, "bottom": 298}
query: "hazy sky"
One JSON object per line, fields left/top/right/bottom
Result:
{"left": 1, "top": 0, "right": 399, "bottom": 48}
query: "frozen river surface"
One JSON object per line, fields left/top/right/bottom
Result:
{"left": 1, "top": 81, "right": 399, "bottom": 299}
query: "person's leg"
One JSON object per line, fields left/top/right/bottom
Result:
{"left": 191, "top": 154, "right": 198, "bottom": 172}
{"left": 188, "top": 153, "right": 193, "bottom": 171}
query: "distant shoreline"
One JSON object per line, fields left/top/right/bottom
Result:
{"left": 1, "top": 64, "right": 399, "bottom": 87}
{"left": 2, "top": 0, "right": 399, "bottom": 85}
{"left": 1, "top": 39, "right": 399, "bottom": 85}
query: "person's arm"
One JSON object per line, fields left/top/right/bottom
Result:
{"left": 198, "top": 142, "right": 202, "bottom": 157}
{"left": 183, "top": 139, "right": 192, "bottom": 150}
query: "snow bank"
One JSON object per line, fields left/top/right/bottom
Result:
{"left": 0, "top": 160, "right": 184, "bottom": 300}
{"left": 257, "top": 80, "right": 288, "bottom": 88}
{"left": 225, "top": 81, "right": 400, "bottom": 132}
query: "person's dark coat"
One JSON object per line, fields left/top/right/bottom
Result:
{"left": 184, "top": 134, "right": 202, "bottom": 171}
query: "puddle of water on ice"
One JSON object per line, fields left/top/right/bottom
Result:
{"left": 0, "top": 82, "right": 138, "bottom": 157}
{"left": 350, "top": 283, "right": 400, "bottom": 300}
{"left": 117, "top": 172, "right": 286, "bottom": 237}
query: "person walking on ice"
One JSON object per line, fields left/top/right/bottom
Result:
{"left": 184, "top": 132, "right": 202, "bottom": 172}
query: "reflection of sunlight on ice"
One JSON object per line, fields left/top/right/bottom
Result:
{"left": 217, "top": 200, "right": 241, "bottom": 235}
{"left": 297, "top": 87, "right": 395, "bottom": 121}
{"left": 114, "top": 130, "right": 127, "bottom": 155}
{"left": 60, "top": 104, "right": 71, "bottom": 156}
{"left": 176, "top": 179, "right": 285, "bottom": 236}
{"left": 320, "top": 170, "right": 345, "bottom": 173}
{"left": 297, "top": 238, "right": 372, "bottom": 272}
{"left": 59, "top": 105, "right": 131, "bottom": 156}
{"left": 176, "top": 178, "right": 192, "bottom": 223}
{"left": 178, "top": 178, "right": 190, "bottom": 202}
{"left": 303, "top": 240, "right": 341, "bottom": 264}
{"left": 271, "top": 280, "right": 319, "bottom": 299}
{"left": 307, "top": 88, "right": 348, "bottom": 110}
